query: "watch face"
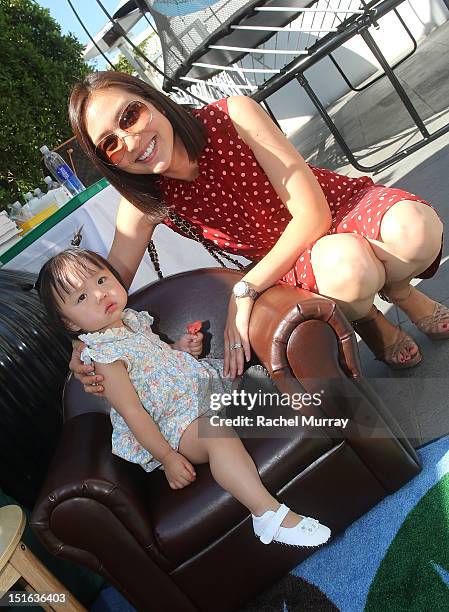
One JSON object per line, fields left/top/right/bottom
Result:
{"left": 233, "top": 281, "right": 247, "bottom": 297}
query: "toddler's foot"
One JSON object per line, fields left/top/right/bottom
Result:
{"left": 252, "top": 503, "right": 331, "bottom": 547}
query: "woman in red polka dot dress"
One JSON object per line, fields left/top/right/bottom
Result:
{"left": 69, "top": 72, "right": 448, "bottom": 383}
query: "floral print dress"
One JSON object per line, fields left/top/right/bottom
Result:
{"left": 80, "top": 309, "right": 233, "bottom": 472}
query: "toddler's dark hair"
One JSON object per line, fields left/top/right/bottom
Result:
{"left": 36, "top": 248, "right": 126, "bottom": 337}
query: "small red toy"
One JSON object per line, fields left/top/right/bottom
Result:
{"left": 187, "top": 320, "right": 202, "bottom": 335}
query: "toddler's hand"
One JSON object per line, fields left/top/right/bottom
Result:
{"left": 175, "top": 332, "right": 203, "bottom": 357}
{"left": 163, "top": 449, "right": 196, "bottom": 489}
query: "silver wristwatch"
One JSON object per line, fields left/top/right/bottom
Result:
{"left": 232, "top": 280, "right": 260, "bottom": 300}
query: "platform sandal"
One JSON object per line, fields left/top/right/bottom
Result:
{"left": 352, "top": 305, "right": 422, "bottom": 369}
{"left": 379, "top": 287, "right": 449, "bottom": 340}
{"left": 252, "top": 504, "right": 331, "bottom": 548}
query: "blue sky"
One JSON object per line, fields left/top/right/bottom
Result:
{"left": 37, "top": 0, "right": 121, "bottom": 44}
{"left": 36, "top": 0, "right": 148, "bottom": 66}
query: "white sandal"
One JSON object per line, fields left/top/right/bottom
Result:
{"left": 252, "top": 503, "right": 331, "bottom": 548}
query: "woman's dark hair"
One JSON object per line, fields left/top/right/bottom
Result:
{"left": 69, "top": 71, "right": 207, "bottom": 222}
{"left": 36, "top": 248, "right": 125, "bottom": 337}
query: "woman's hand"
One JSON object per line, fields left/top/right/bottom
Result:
{"left": 173, "top": 332, "right": 203, "bottom": 357}
{"left": 223, "top": 296, "right": 254, "bottom": 379}
{"left": 162, "top": 449, "right": 196, "bottom": 489}
{"left": 69, "top": 341, "right": 104, "bottom": 394}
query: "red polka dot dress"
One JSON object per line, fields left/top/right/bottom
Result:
{"left": 157, "top": 98, "right": 441, "bottom": 292}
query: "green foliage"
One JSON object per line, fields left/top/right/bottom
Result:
{"left": 114, "top": 53, "right": 135, "bottom": 76}
{"left": 0, "top": 0, "right": 91, "bottom": 210}
{"left": 114, "top": 39, "right": 151, "bottom": 76}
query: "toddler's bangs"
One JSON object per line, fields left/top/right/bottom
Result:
{"left": 49, "top": 251, "right": 106, "bottom": 301}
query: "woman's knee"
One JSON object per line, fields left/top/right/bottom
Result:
{"left": 311, "top": 234, "right": 385, "bottom": 300}
{"left": 380, "top": 201, "right": 443, "bottom": 262}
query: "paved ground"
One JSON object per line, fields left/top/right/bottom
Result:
{"left": 290, "top": 20, "right": 449, "bottom": 447}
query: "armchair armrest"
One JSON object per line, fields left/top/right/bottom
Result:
{"left": 249, "top": 284, "right": 421, "bottom": 491}
{"left": 31, "top": 411, "right": 161, "bottom": 564}
{"left": 31, "top": 412, "right": 197, "bottom": 611}
{"left": 249, "top": 283, "right": 359, "bottom": 380}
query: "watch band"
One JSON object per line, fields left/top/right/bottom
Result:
{"left": 244, "top": 286, "right": 259, "bottom": 300}
{"left": 233, "top": 281, "right": 260, "bottom": 300}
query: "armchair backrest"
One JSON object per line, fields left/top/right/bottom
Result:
{"left": 128, "top": 267, "right": 243, "bottom": 358}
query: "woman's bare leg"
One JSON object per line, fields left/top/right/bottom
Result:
{"left": 310, "top": 233, "right": 419, "bottom": 364}
{"left": 367, "top": 200, "right": 444, "bottom": 325}
{"left": 178, "top": 418, "right": 299, "bottom": 527}
{"left": 310, "top": 233, "right": 385, "bottom": 321}
{"left": 310, "top": 202, "right": 443, "bottom": 321}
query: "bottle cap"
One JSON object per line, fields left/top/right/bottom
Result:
{"left": 40, "top": 145, "right": 49, "bottom": 154}
{"left": 44, "top": 176, "right": 52, "bottom": 184}
{"left": 33, "top": 188, "right": 43, "bottom": 197}
{"left": 25, "top": 192, "right": 33, "bottom": 201}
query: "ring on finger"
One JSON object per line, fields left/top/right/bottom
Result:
{"left": 230, "top": 342, "right": 243, "bottom": 350}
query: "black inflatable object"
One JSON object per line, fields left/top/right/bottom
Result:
{"left": 0, "top": 269, "right": 71, "bottom": 509}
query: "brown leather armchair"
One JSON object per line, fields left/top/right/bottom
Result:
{"left": 31, "top": 268, "right": 421, "bottom": 612}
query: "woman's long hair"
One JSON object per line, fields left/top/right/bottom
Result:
{"left": 69, "top": 71, "right": 207, "bottom": 222}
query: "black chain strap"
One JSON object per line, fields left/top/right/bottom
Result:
{"left": 147, "top": 210, "right": 246, "bottom": 279}
{"left": 147, "top": 239, "right": 163, "bottom": 279}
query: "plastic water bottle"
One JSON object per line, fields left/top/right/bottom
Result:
{"left": 10, "top": 201, "right": 23, "bottom": 215}
{"left": 22, "top": 192, "right": 37, "bottom": 213}
{"left": 40, "top": 146, "right": 85, "bottom": 197}
{"left": 26, "top": 191, "right": 41, "bottom": 214}
{"left": 44, "top": 176, "right": 60, "bottom": 190}
{"left": 10, "top": 200, "right": 32, "bottom": 222}
{"left": 44, "top": 176, "right": 70, "bottom": 208}
{"left": 30, "top": 193, "right": 53, "bottom": 215}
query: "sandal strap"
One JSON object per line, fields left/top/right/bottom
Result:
{"left": 381, "top": 329, "right": 418, "bottom": 363}
{"left": 353, "top": 306, "right": 391, "bottom": 359}
{"left": 378, "top": 289, "right": 393, "bottom": 304}
{"left": 378, "top": 286, "right": 413, "bottom": 304}
{"left": 353, "top": 306, "right": 419, "bottom": 363}
{"left": 259, "top": 503, "right": 290, "bottom": 544}
{"left": 414, "top": 302, "right": 449, "bottom": 335}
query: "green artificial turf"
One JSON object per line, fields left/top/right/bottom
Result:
{"left": 366, "top": 473, "right": 449, "bottom": 611}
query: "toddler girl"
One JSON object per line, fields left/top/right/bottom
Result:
{"left": 37, "top": 247, "right": 331, "bottom": 548}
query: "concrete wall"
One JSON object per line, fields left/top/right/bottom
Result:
{"left": 257, "top": 0, "right": 449, "bottom": 135}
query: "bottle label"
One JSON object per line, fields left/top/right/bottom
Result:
{"left": 67, "top": 176, "right": 84, "bottom": 192}
{"left": 55, "top": 163, "right": 75, "bottom": 181}
{"left": 55, "top": 164, "right": 84, "bottom": 194}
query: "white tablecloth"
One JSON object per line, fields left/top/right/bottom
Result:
{"left": 4, "top": 185, "right": 249, "bottom": 294}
